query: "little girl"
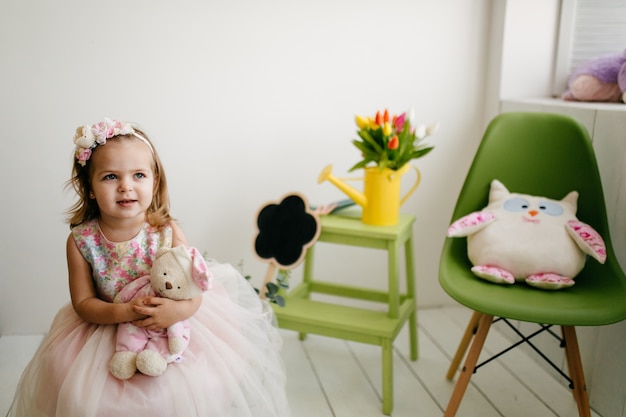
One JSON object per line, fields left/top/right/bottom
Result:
{"left": 9, "top": 118, "right": 291, "bottom": 416}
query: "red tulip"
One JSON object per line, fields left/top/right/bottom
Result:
{"left": 388, "top": 135, "right": 399, "bottom": 150}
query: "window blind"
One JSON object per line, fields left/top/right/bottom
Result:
{"left": 553, "top": 0, "right": 626, "bottom": 96}
{"left": 569, "top": 0, "right": 626, "bottom": 71}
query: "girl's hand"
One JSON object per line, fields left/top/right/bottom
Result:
{"left": 127, "top": 297, "right": 150, "bottom": 320}
{"left": 132, "top": 297, "right": 178, "bottom": 330}
{"left": 131, "top": 296, "right": 201, "bottom": 331}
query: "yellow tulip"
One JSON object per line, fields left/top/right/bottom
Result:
{"left": 355, "top": 115, "right": 369, "bottom": 130}
{"left": 383, "top": 122, "right": 392, "bottom": 136}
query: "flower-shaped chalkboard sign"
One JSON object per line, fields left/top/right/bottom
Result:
{"left": 255, "top": 193, "right": 320, "bottom": 268}
{"left": 254, "top": 193, "right": 320, "bottom": 299}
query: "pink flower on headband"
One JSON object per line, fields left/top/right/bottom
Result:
{"left": 73, "top": 118, "right": 135, "bottom": 167}
{"left": 92, "top": 118, "right": 133, "bottom": 144}
{"left": 76, "top": 148, "right": 92, "bottom": 164}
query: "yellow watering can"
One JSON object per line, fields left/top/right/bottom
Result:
{"left": 318, "top": 163, "right": 421, "bottom": 226}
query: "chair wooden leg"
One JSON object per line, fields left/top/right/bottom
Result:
{"left": 446, "top": 311, "right": 482, "bottom": 380}
{"left": 444, "top": 313, "right": 493, "bottom": 417}
{"left": 562, "top": 326, "right": 591, "bottom": 417}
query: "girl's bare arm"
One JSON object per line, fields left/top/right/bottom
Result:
{"left": 67, "top": 234, "right": 147, "bottom": 325}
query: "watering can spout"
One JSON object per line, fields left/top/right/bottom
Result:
{"left": 318, "top": 164, "right": 367, "bottom": 207}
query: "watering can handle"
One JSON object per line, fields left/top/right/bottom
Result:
{"left": 400, "top": 166, "right": 421, "bottom": 206}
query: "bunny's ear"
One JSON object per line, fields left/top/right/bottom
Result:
{"left": 188, "top": 247, "right": 212, "bottom": 291}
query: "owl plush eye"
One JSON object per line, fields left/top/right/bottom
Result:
{"left": 503, "top": 197, "right": 563, "bottom": 216}
{"left": 503, "top": 197, "right": 530, "bottom": 212}
{"left": 537, "top": 200, "right": 563, "bottom": 216}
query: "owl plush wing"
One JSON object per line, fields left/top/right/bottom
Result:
{"left": 566, "top": 220, "right": 607, "bottom": 264}
{"left": 447, "top": 211, "right": 496, "bottom": 237}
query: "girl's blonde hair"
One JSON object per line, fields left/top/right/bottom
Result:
{"left": 65, "top": 128, "right": 172, "bottom": 228}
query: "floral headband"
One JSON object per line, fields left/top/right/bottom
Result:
{"left": 73, "top": 118, "right": 152, "bottom": 167}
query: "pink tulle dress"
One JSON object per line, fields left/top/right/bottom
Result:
{"left": 8, "top": 220, "right": 290, "bottom": 417}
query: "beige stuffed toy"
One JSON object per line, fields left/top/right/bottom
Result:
{"left": 447, "top": 180, "right": 606, "bottom": 290}
{"left": 109, "top": 246, "right": 211, "bottom": 380}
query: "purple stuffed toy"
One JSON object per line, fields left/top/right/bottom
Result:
{"left": 563, "top": 49, "right": 626, "bottom": 103}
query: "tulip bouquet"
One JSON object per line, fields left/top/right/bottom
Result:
{"left": 349, "top": 109, "right": 438, "bottom": 172}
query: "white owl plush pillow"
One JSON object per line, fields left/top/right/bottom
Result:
{"left": 447, "top": 180, "right": 606, "bottom": 290}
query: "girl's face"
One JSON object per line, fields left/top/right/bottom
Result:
{"left": 89, "top": 138, "right": 156, "bottom": 226}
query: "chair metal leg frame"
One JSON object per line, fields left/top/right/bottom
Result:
{"left": 445, "top": 312, "right": 591, "bottom": 417}
{"left": 477, "top": 319, "right": 571, "bottom": 384}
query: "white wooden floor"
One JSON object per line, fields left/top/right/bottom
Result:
{"left": 1, "top": 306, "right": 601, "bottom": 417}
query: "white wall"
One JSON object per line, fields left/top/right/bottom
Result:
{"left": 499, "top": 0, "right": 560, "bottom": 99}
{"left": 481, "top": 0, "right": 561, "bottom": 124}
{"left": 0, "top": 0, "right": 493, "bottom": 334}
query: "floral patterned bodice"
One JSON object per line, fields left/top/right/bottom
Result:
{"left": 71, "top": 219, "right": 172, "bottom": 302}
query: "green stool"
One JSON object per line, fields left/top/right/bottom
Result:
{"left": 273, "top": 210, "right": 418, "bottom": 415}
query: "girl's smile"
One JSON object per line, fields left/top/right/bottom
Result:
{"left": 118, "top": 199, "right": 138, "bottom": 207}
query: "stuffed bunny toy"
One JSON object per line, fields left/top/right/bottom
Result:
{"left": 109, "top": 246, "right": 211, "bottom": 380}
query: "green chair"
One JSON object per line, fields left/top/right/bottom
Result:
{"left": 439, "top": 112, "right": 626, "bottom": 417}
